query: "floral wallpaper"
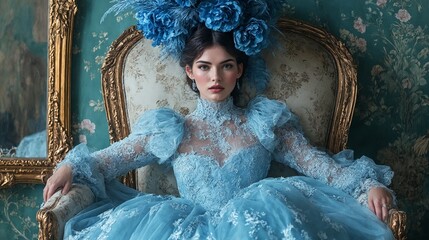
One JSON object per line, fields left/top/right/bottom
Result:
{"left": 0, "top": 185, "right": 41, "bottom": 239}
{"left": 0, "top": 0, "right": 428, "bottom": 239}
{"left": 344, "top": 2, "right": 429, "bottom": 238}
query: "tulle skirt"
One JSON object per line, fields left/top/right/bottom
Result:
{"left": 64, "top": 176, "right": 393, "bottom": 240}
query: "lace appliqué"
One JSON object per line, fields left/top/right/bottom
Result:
{"left": 179, "top": 97, "right": 258, "bottom": 166}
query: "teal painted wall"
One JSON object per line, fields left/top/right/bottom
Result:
{"left": 1, "top": 0, "right": 428, "bottom": 239}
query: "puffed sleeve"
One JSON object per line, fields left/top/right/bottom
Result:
{"left": 246, "top": 95, "right": 298, "bottom": 152}
{"left": 247, "top": 96, "right": 395, "bottom": 204}
{"left": 56, "top": 108, "right": 185, "bottom": 199}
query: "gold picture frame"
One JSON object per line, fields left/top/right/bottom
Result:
{"left": 0, "top": 0, "right": 76, "bottom": 187}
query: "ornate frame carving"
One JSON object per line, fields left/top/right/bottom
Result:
{"left": 101, "top": 26, "right": 142, "bottom": 188}
{"left": 0, "top": 0, "right": 76, "bottom": 187}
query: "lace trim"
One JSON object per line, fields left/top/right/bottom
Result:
{"left": 189, "top": 97, "right": 238, "bottom": 125}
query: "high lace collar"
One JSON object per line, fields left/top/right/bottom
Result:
{"left": 190, "top": 97, "right": 237, "bottom": 123}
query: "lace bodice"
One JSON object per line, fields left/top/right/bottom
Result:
{"left": 58, "top": 96, "right": 393, "bottom": 211}
{"left": 174, "top": 97, "right": 270, "bottom": 210}
{"left": 178, "top": 97, "right": 258, "bottom": 166}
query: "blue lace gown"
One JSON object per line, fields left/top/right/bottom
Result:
{"left": 59, "top": 96, "right": 394, "bottom": 239}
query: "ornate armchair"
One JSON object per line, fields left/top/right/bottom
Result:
{"left": 37, "top": 18, "right": 407, "bottom": 240}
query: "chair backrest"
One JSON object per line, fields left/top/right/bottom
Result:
{"left": 101, "top": 18, "right": 357, "bottom": 194}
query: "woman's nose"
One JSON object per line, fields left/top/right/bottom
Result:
{"left": 210, "top": 68, "right": 222, "bottom": 81}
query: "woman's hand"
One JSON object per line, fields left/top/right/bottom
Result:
{"left": 368, "top": 186, "right": 393, "bottom": 222}
{"left": 43, "top": 165, "right": 73, "bottom": 202}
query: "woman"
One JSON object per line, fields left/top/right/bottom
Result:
{"left": 43, "top": 23, "right": 395, "bottom": 239}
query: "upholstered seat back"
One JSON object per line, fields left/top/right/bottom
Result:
{"left": 101, "top": 18, "right": 357, "bottom": 195}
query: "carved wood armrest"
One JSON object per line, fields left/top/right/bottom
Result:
{"left": 37, "top": 184, "right": 94, "bottom": 240}
{"left": 388, "top": 208, "right": 407, "bottom": 240}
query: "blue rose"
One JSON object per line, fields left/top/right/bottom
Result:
{"left": 136, "top": 7, "right": 186, "bottom": 46}
{"left": 135, "top": 3, "right": 200, "bottom": 59}
{"left": 197, "top": 0, "right": 243, "bottom": 32}
{"left": 233, "top": 18, "right": 269, "bottom": 55}
{"left": 175, "top": 0, "right": 198, "bottom": 7}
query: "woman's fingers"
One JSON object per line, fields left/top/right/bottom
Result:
{"left": 374, "top": 202, "right": 383, "bottom": 220}
{"left": 381, "top": 202, "right": 390, "bottom": 222}
{"left": 43, "top": 178, "right": 60, "bottom": 202}
{"left": 368, "top": 187, "right": 393, "bottom": 222}
{"left": 43, "top": 184, "right": 48, "bottom": 202}
{"left": 62, "top": 180, "right": 72, "bottom": 195}
{"left": 42, "top": 165, "right": 73, "bottom": 202}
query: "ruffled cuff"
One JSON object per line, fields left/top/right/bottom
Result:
{"left": 56, "top": 144, "right": 107, "bottom": 199}
{"left": 131, "top": 108, "right": 185, "bottom": 164}
{"left": 354, "top": 178, "right": 397, "bottom": 207}
{"left": 331, "top": 150, "right": 395, "bottom": 201}
{"left": 246, "top": 95, "right": 297, "bottom": 152}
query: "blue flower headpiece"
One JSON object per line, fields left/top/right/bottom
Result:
{"left": 103, "top": 0, "right": 285, "bottom": 93}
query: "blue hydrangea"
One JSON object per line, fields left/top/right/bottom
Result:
{"left": 197, "top": 0, "right": 243, "bottom": 32}
{"left": 175, "top": 0, "right": 198, "bottom": 7}
{"left": 233, "top": 18, "right": 269, "bottom": 55}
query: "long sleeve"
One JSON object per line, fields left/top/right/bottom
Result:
{"left": 56, "top": 108, "right": 185, "bottom": 199}
{"left": 247, "top": 96, "right": 394, "bottom": 204}
{"left": 273, "top": 124, "right": 394, "bottom": 203}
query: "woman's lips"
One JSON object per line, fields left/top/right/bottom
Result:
{"left": 209, "top": 85, "right": 224, "bottom": 93}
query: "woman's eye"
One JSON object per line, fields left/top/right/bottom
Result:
{"left": 198, "top": 65, "right": 209, "bottom": 71}
{"left": 223, "top": 64, "right": 234, "bottom": 69}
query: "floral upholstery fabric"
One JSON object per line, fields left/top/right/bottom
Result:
{"left": 40, "top": 184, "right": 94, "bottom": 238}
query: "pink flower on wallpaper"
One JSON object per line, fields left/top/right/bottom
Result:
{"left": 376, "top": 0, "right": 387, "bottom": 7}
{"left": 353, "top": 17, "right": 367, "bottom": 33}
{"left": 79, "top": 134, "right": 87, "bottom": 144}
{"left": 356, "top": 38, "right": 367, "bottom": 52}
{"left": 395, "top": 9, "right": 411, "bottom": 23}
{"left": 339, "top": 28, "right": 367, "bottom": 54}
{"left": 80, "top": 119, "right": 96, "bottom": 134}
{"left": 371, "top": 65, "right": 385, "bottom": 76}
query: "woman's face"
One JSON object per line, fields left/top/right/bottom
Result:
{"left": 185, "top": 44, "right": 243, "bottom": 102}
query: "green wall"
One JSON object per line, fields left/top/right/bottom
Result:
{"left": 1, "top": 0, "right": 428, "bottom": 239}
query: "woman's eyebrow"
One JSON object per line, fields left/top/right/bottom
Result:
{"left": 195, "top": 60, "right": 211, "bottom": 64}
{"left": 220, "top": 59, "right": 235, "bottom": 64}
{"left": 195, "top": 59, "right": 235, "bottom": 64}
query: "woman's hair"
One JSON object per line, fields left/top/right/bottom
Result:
{"left": 180, "top": 24, "right": 248, "bottom": 104}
